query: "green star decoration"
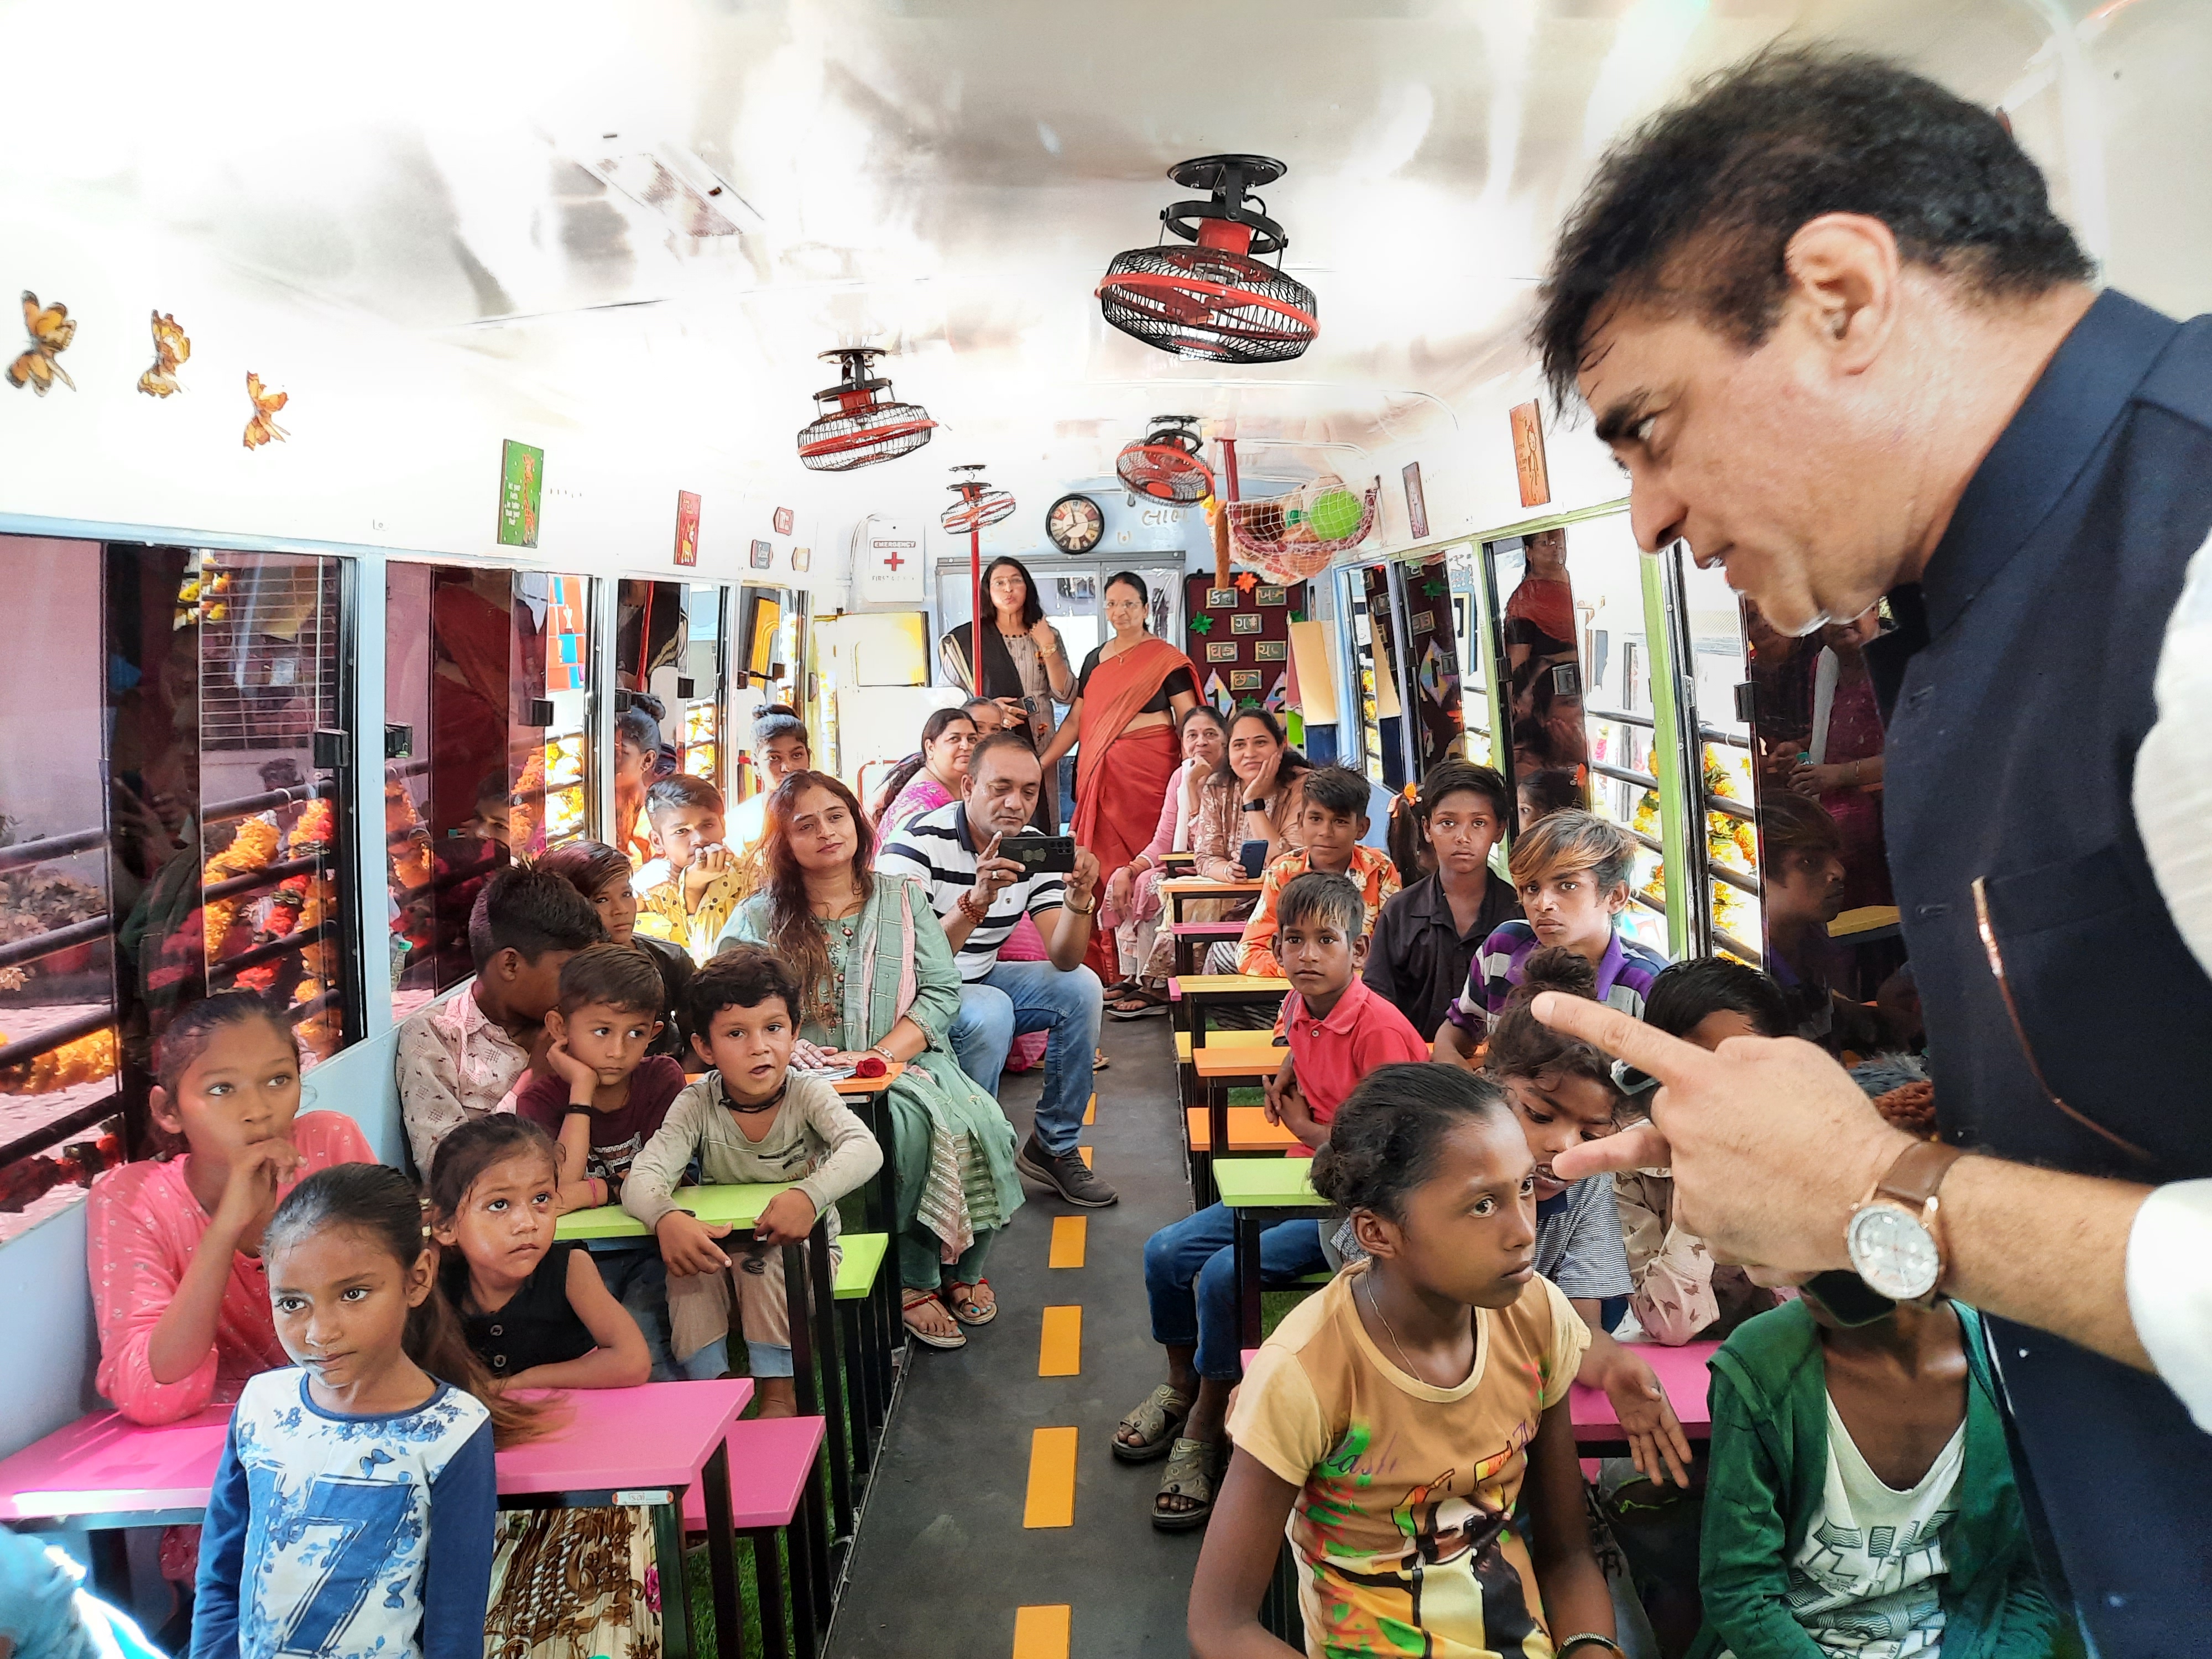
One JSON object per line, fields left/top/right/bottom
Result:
{"left": 1190, "top": 614, "right": 1214, "bottom": 635}
{"left": 1423, "top": 579, "right": 1448, "bottom": 598}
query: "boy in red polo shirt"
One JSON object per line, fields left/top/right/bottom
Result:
{"left": 1113, "top": 873, "right": 1430, "bottom": 1535}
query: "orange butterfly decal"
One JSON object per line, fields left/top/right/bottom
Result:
{"left": 7, "top": 291, "right": 77, "bottom": 396}
{"left": 138, "top": 311, "right": 191, "bottom": 397}
{"left": 243, "top": 372, "right": 289, "bottom": 449}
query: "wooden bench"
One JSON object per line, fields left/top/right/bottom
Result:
{"left": 1161, "top": 875, "right": 1263, "bottom": 927}
{"left": 684, "top": 1414, "right": 832, "bottom": 1659}
{"left": 1168, "top": 972, "right": 1290, "bottom": 1044}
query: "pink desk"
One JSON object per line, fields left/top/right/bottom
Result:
{"left": 0, "top": 1379, "right": 754, "bottom": 1659}
{"left": 1568, "top": 1339, "right": 1718, "bottom": 1456}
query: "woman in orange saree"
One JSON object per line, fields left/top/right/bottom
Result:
{"left": 1041, "top": 572, "right": 1202, "bottom": 991}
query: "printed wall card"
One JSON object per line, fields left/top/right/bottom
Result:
{"left": 673, "top": 491, "right": 701, "bottom": 566}
{"left": 1206, "top": 641, "right": 1238, "bottom": 662}
{"left": 1255, "top": 639, "right": 1287, "bottom": 661}
{"left": 1255, "top": 585, "right": 1287, "bottom": 606}
{"left": 498, "top": 440, "right": 544, "bottom": 547}
{"left": 1207, "top": 587, "right": 1239, "bottom": 609}
{"left": 1230, "top": 612, "right": 1261, "bottom": 634}
{"left": 1230, "top": 670, "right": 1262, "bottom": 691}
{"left": 750, "top": 539, "right": 774, "bottom": 570}
{"left": 791, "top": 546, "right": 811, "bottom": 572}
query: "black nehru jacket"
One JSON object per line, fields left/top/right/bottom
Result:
{"left": 1866, "top": 290, "right": 2212, "bottom": 1647}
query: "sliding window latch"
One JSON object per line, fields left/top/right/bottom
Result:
{"left": 311, "top": 729, "right": 351, "bottom": 770}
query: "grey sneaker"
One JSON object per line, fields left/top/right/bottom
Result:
{"left": 1015, "top": 1135, "right": 1119, "bottom": 1207}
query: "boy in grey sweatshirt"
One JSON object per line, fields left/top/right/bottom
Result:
{"left": 623, "top": 947, "right": 881, "bottom": 1414}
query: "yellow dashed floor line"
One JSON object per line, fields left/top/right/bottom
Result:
{"left": 1011, "top": 1604, "right": 1071, "bottom": 1657}
{"left": 1023, "top": 1427, "right": 1078, "bottom": 1527}
{"left": 1077, "top": 1145, "right": 1093, "bottom": 1168}
{"left": 1038, "top": 1305, "right": 1082, "bottom": 1376}
{"left": 1083, "top": 1093, "right": 1096, "bottom": 1125}
{"left": 1048, "top": 1215, "right": 1087, "bottom": 1269}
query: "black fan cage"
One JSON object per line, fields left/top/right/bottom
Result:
{"left": 1098, "top": 245, "right": 1318, "bottom": 364}
{"left": 796, "top": 398, "right": 936, "bottom": 471}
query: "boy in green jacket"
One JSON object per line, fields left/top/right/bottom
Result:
{"left": 1693, "top": 1288, "right": 2059, "bottom": 1658}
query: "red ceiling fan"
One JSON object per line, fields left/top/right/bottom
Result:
{"left": 1117, "top": 415, "right": 1214, "bottom": 504}
{"left": 1097, "top": 155, "right": 1318, "bottom": 364}
{"left": 942, "top": 465, "right": 1018, "bottom": 692}
{"left": 795, "top": 347, "right": 936, "bottom": 471}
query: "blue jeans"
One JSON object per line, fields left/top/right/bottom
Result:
{"left": 1144, "top": 1202, "right": 1329, "bottom": 1381}
{"left": 589, "top": 1243, "right": 678, "bottom": 1381}
{"left": 950, "top": 958, "right": 1102, "bottom": 1155}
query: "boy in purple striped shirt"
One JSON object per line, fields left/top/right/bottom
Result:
{"left": 1434, "top": 809, "right": 1668, "bottom": 1066}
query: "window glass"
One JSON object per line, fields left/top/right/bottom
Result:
{"left": 1677, "top": 552, "right": 1763, "bottom": 961}
{"left": 0, "top": 537, "right": 124, "bottom": 1241}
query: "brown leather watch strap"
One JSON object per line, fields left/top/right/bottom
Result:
{"left": 1874, "top": 1139, "right": 1968, "bottom": 1208}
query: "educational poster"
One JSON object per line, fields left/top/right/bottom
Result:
{"left": 498, "top": 440, "right": 544, "bottom": 547}
{"left": 1183, "top": 572, "right": 1303, "bottom": 713}
{"left": 1511, "top": 401, "right": 1551, "bottom": 509}
{"left": 673, "top": 491, "right": 701, "bottom": 566}
{"left": 1403, "top": 461, "right": 1429, "bottom": 541}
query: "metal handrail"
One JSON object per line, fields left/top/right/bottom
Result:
{"left": 1703, "top": 792, "right": 1755, "bottom": 823}
{"left": 201, "top": 854, "right": 330, "bottom": 904}
{"left": 1714, "top": 927, "right": 1763, "bottom": 962}
{"left": 0, "top": 827, "right": 106, "bottom": 878}
{"left": 1590, "top": 760, "right": 1659, "bottom": 792}
{"left": 1699, "top": 724, "right": 1751, "bottom": 751}
{"left": 0, "top": 1094, "right": 123, "bottom": 1173}
{"left": 0, "top": 1006, "right": 114, "bottom": 1073}
{"left": 1589, "top": 706, "right": 1656, "bottom": 731}
{"left": 0, "top": 916, "right": 110, "bottom": 974}
{"left": 206, "top": 919, "right": 335, "bottom": 980}
{"left": 1709, "top": 860, "right": 1758, "bottom": 895}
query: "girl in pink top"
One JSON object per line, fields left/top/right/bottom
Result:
{"left": 86, "top": 993, "right": 373, "bottom": 1427}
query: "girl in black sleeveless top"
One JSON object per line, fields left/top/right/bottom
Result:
{"left": 427, "top": 1118, "right": 650, "bottom": 1390}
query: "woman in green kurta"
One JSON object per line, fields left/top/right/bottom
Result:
{"left": 719, "top": 770, "right": 1022, "bottom": 1352}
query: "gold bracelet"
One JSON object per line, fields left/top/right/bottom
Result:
{"left": 1066, "top": 900, "right": 1097, "bottom": 917}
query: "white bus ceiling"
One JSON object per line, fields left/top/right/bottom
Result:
{"left": 2, "top": 0, "right": 2208, "bottom": 551}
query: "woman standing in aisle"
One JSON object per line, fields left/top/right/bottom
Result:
{"left": 1041, "top": 572, "right": 1202, "bottom": 983}
{"left": 940, "top": 557, "right": 1077, "bottom": 827}
{"left": 721, "top": 771, "right": 1024, "bottom": 1351}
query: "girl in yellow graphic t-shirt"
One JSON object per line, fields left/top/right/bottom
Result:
{"left": 1190, "top": 1063, "right": 1618, "bottom": 1659}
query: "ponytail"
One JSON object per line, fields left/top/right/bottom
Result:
{"left": 265, "top": 1164, "right": 561, "bottom": 1447}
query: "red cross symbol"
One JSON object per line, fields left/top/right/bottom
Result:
{"left": 883, "top": 549, "right": 906, "bottom": 572}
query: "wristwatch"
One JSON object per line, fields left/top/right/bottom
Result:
{"left": 1845, "top": 1140, "right": 1967, "bottom": 1301}
{"left": 1243, "top": 798, "right": 1270, "bottom": 811}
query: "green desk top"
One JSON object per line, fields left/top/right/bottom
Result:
{"left": 1213, "top": 1158, "right": 1327, "bottom": 1208}
{"left": 555, "top": 1182, "right": 795, "bottom": 1241}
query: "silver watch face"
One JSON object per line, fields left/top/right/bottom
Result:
{"left": 1846, "top": 1203, "right": 1940, "bottom": 1301}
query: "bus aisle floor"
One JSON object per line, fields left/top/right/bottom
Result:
{"left": 829, "top": 1015, "right": 1199, "bottom": 1657}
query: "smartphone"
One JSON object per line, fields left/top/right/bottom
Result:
{"left": 1000, "top": 831, "right": 1076, "bottom": 875}
{"left": 1237, "top": 838, "right": 1270, "bottom": 878}
{"left": 1801, "top": 1269, "right": 1898, "bottom": 1327}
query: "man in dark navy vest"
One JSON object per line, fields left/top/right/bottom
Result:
{"left": 1526, "top": 49, "right": 2212, "bottom": 1650}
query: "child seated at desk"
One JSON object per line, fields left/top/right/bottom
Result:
{"left": 429, "top": 1117, "right": 658, "bottom": 1659}
{"left": 515, "top": 942, "right": 691, "bottom": 1378}
{"left": 397, "top": 865, "right": 604, "bottom": 1175}
{"left": 1435, "top": 808, "right": 1668, "bottom": 1066}
{"left": 85, "top": 992, "right": 375, "bottom": 1623}
{"left": 1188, "top": 1065, "right": 1615, "bottom": 1659}
{"left": 1222, "top": 766, "right": 1399, "bottom": 978}
{"left": 1623, "top": 957, "right": 1792, "bottom": 1347}
{"left": 622, "top": 946, "right": 883, "bottom": 1417}
{"left": 1695, "top": 1283, "right": 2058, "bottom": 1659}
{"left": 632, "top": 775, "right": 750, "bottom": 964}
{"left": 1117, "top": 873, "right": 1430, "bottom": 1532}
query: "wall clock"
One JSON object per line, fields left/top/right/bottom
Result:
{"left": 1045, "top": 493, "right": 1104, "bottom": 554}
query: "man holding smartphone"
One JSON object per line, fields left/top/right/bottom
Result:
{"left": 878, "top": 732, "right": 1115, "bottom": 1207}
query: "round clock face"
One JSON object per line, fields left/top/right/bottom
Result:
{"left": 1046, "top": 493, "right": 1104, "bottom": 554}
{"left": 1845, "top": 1204, "right": 1940, "bottom": 1301}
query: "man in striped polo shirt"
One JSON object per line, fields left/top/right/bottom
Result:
{"left": 878, "top": 732, "right": 1114, "bottom": 1207}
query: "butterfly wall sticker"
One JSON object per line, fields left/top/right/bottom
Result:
{"left": 138, "top": 312, "right": 191, "bottom": 397}
{"left": 7, "top": 292, "right": 76, "bottom": 395}
{"left": 243, "top": 372, "right": 289, "bottom": 448}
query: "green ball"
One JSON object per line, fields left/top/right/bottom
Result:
{"left": 1308, "top": 488, "right": 1361, "bottom": 539}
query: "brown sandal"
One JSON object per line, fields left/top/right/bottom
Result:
{"left": 945, "top": 1279, "right": 998, "bottom": 1326}
{"left": 1152, "top": 1437, "right": 1225, "bottom": 1531}
{"left": 901, "top": 1288, "right": 966, "bottom": 1350}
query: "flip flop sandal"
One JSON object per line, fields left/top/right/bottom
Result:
{"left": 1112, "top": 1384, "right": 1193, "bottom": 1464}
{"left": 901, "top": 1288, "right": 967, "bottom": 1350}
{"left": 1094, "top": 1048, "right": 1112, "bottom": 1071}
{"left": 945, "top": 1279, "right": 998, "bottom": 1327}
{"left": 1151, "top": 1437, "right": 1225, "bottom": 1532}
{"left": 1109, "top": 987, "right": 1170, "bottom": 1020}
